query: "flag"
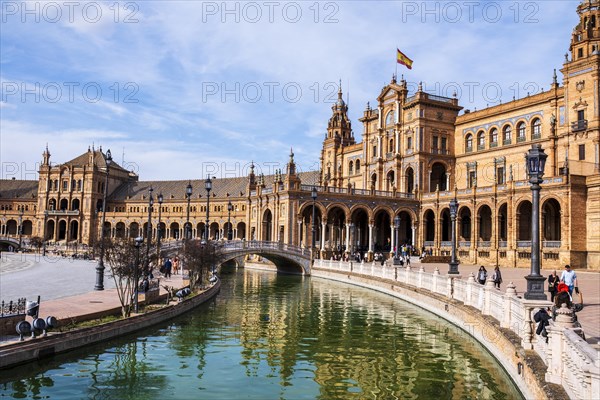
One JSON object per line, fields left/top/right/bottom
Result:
{"left": 397, "top": 48, "right": 413, "bottom": 70}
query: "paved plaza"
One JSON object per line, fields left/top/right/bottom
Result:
{"left": 0, "top": 252, "right": 598, "bottom": 346}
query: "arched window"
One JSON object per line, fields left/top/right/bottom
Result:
{"left": 517, "top": 122, "right": 526, "bottom": 142}
{"left": 502, "top": 125, "right": 512, "bottom": 145}
{"left": 489, "top": 128, "right": 498, "bottom": 146}
{"left": 355, "top": 159, "right": 361, "bottom": 173}
{"left": 477, "top": 131, "right": 485, "bottom": 150}
{"left": 348, "top": 161, "right": 354, "bottom": 175}
{"left": 532, "top": 118, "right": 541, "bottom": 139}
{"left": 465, "top": 134, "right": 473, "bottom": 152}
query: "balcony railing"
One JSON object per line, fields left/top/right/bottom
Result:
{"left": 517, "top": 135, "right": 526, "bottom": 143}
{"left": 465, "top": 146, "right": 473, "bottom": 153}
{"left": 498, "top": 241, "right": 507, "bottom": 248}
{"left": 490, "top": 142, "right": 498, "bottom": 148}
{"left": 478, "top": 241, "right": 491, "bottom": 248}
{"left": 46, "top": 210, "right": 80, "bottom": 216}
{"left": 571, "top": 119, "right": 587, "bottom": 132}
{"left": 458, "top": 241, "right": 471, "bottom": 247}
{"left": 503, "top": 139, "right": 512, "bottom": 145}
{"left": 543, "top": 240, "right": 561, "bottom": 248}
{"left": 440, "top": 241, "right": 452, "bottom": 247}
{"left": 477, "top": 144, "right": 485, "bottom": 150}
{"left": 517, "top": 240, "right": 531, "bottom": 248}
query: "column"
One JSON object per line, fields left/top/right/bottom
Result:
{"left": 368, "top": 224, "right": 374, "bottom": 253}
{"left": 345, "top": 224, "right": 350, "bottom": 252}
{"left": 411, "top": 224, "right": 416, "bottom": 246}
{"left": 595, "top": 139, "right": 599, "bottom": 171}
{"left": 298, "top": 221, "right": 303, "bottom": 247}
{"left": 321, "top": 222, "right": 326, "bottom": 251}
{"left": 445, "top": 173, "right": 450, "bottom": 191}
{"left": 390, "top": 224, "right": 395, "bottom": 253}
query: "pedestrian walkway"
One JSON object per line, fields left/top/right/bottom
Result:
{"left": 0, "top": 252, "right": 186, "bottom": 344}
{"left": 409, "top": 259, "right": 600, "bottom": 346}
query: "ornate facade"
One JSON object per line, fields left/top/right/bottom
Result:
{"left": 1, "top": 1, "right": 599, "bottom": 269}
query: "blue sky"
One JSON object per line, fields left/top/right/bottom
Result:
{"left": 1, "top": 0, "right": 579, "bottom": 181}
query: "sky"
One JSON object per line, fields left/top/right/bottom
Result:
{"left": 0, "top": 0, "right": 581, "bottom": 181}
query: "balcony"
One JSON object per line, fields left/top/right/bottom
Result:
{"left": 46, "top": 210, "right": 80, "bottom": 216}
{"left": 502, "top": 139, "right": 511, "bottom": 146}
{"left": 465, "top": 146, "right": 473, "bottom": 153}
{"left": 571, "top": 119, "right": 587, "bottom": 132}
{"left": 490, "top": 142, "right": 498, "bottom": 148}
{"left": 477, "top": 144, "right": 485, "bottom": 151}
{"left": 517, "top": 136, "right": 526, "bottom": 143}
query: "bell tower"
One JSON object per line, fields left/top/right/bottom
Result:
{"left": 320, "top": 82, "right": 354, "bottom": 186}
{"left": 561, "top": 0, "right": 600, "bottom": 174}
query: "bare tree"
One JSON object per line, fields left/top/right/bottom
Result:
{"left": 103, "top": 238, "right": 144, "bottom": 317}
{"left": 182, "top": 240, "right": 224, "bottom": 289}
{"left": 29, "top": 236, "right": 44, "bottom": 254}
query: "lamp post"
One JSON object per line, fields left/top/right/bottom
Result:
{"left": 524, "top": 144, "right": 548, "bottom": 300}
{"left": 227, "top": 200, "right": 233, "bottom": 240}
{"left": 394, "top": 215, "right": 401, "bottom": 265}
{"left": 134, "top": 236, "right": 143, "bottom": 313}
{"left": 95, "top": 149, "right": 112, "bottom": 291}
{"left": 185, "top": 182, "right": 192, "bottom": 240}
{"left": 18, "top": 208, "right": 24, "bottom": 250}
{"left": 42, "top": 211, "right": 48, "bottom": 256}
{"left": 157, "top": 192, "right": 163, "bottom": 261}
{"left": 448, "top": 197, "right": 460, "bottom": 274}
{"left": 311, "top": 186, "right": 317, "bottom": 253}
{"left": 145, "top": 187, "right": 153, "bottom": 278}
{"left": 204, "top": 176, "right": 213, "bottom": 242}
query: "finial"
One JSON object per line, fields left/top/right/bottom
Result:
{"left": 418, "top": 81, "right": 423, "bottom": 92}
{"left": 290, "top": 147, "right": 294, "bottom": 160}
{"left": 565, "top": 52, "right": 569, "bottom": 62}
{"left": 553, "top": 69, "right": 558, "bottom": 85}
{"left": 366, "top": 101, "right": 371, "bottom": 111}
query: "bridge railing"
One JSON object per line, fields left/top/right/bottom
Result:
{"left": 313, "top": 259, "right": 599, "bottom": 400}
{"left": 222, "top": 240, "right": 309, "bottom": 257}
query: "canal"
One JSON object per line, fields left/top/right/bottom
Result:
{"left": 0, "top": 266, "right": 523, "bottom": 399}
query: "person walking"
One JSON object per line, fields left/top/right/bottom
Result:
{"left": 560, "top": 264, "right": 578, "bottom": 296}
{"left": 491, "top": 266, "right": 502, "bottom": 289}
{"left": 477, "top": 266, "right": 487, "bottom": 285}
{"left": 547, "top": 270, "right": 559, "bottom": 302}
{"left": 164, "top": 258, "right": 172, "bottom": 278}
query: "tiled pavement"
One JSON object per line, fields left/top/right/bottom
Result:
{"left": 1, "top": 252, "right": 598, "bottom": 346}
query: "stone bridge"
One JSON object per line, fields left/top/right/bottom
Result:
{"left": 221, "top": 241, "right": 312, "bottom": 275}
{"left": 0, "top": 237, "right": 20, "bottom": 252}
{"left": 162, "top": 240, "right": 312, "bottom": 275}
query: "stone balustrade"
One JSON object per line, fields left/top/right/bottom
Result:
{"left": 313, "top": 259, "right": 600, "bottom": 400}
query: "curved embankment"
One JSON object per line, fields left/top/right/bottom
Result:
{"left": 0, "top": 281, "right": 221, "bottom": 370}
{"left": 310, "top": 266, "right": 568, "bottom": 400}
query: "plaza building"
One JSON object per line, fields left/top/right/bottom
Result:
{"left": 1, "top": 1, "right": 599, "bottom": 269}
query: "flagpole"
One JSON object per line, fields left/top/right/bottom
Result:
{"left": 395, "top": 48, "right": 398, "bottom": 79}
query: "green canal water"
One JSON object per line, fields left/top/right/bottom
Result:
{"left": 0, "top": 267, "right": 523, "bottom": 399}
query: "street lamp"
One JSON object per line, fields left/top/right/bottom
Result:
{"left": 204, "top": 176, "right": 213, "bottom": 242}
{"left": 95, "top": 149, "right": 112, "bottom": 291}
{"left": 185, "top": 182, "right": 192, "bottom": 240}
{"left": 227, "top": 200, "right": 233, "bottom": 240}
{"left": 311, "top": 186, "right": 317, "bottom": 252}
{"left": 145, "top": 187, "right": 154, "bottom": 278}
{"left": 42, "top": 211, "right": 48, "bottom": 256}
{"left": 18, "top": 208, "right": 24, "bottom": 250}
{"left": 448, "top": 196, "right": 460, "bottom": 274}
{"left": 134, "top": 236, "right": 143, "bottom": 313}
{"left": 524, "top": 144, "right": 548, "bottom": 300}
{"left": 157, "top": 192, "right": 163, "bottom": 261}
{"left": 394, "top": 215, "right": 401, "bottom": 265}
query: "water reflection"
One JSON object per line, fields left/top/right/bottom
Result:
{"left": 0, "top": 267, "right": 522, "bottom": 399}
